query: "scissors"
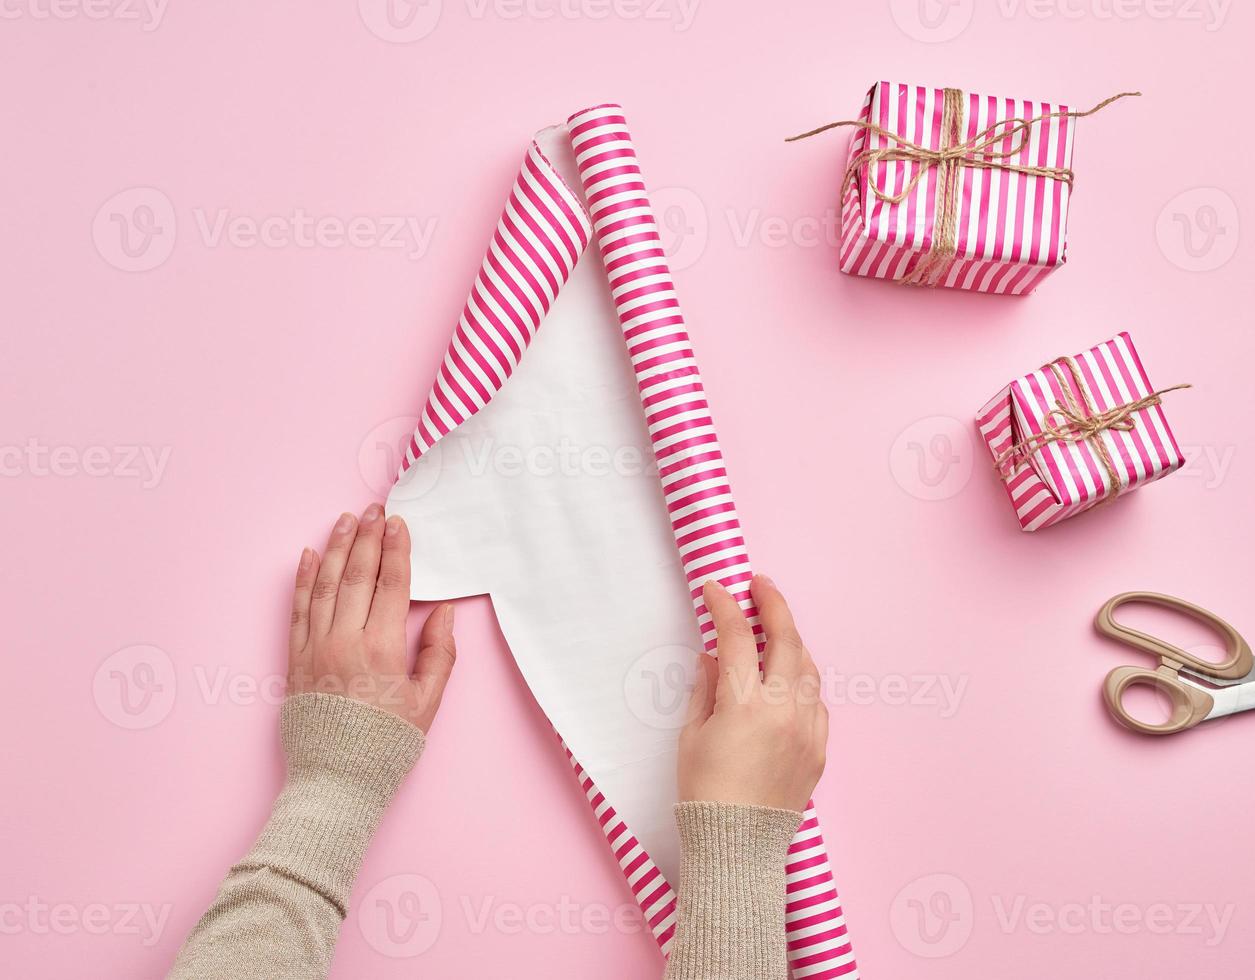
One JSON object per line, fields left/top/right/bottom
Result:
{"left": 1097, "top": 592, "right": 1255, "bottom": 735}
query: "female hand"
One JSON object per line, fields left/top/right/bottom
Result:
{"left": 287, "top": 505, "right": 457, "bottom": 733}
{"left": 677, "top": 575, "right": 827, "bottom": 812}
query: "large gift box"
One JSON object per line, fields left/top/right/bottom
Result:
{"left": 976, "top": 333, "right": 1187, "bottom": 532}
{"left": 829, "top": 82, "right": 1128, "bottom": 295}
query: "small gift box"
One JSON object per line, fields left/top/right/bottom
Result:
{"left": 791, "top": 82, "right": 1135, "bottom": 295}
{"left": 975, "top": 333, "right": 1188, "bottom": 532}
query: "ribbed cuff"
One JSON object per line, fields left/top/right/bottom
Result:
{"left": 665, "top": 801, "right": 802, "bottom": 980}
{"left": 240, "top": 694, "right": 426, "bottom": 915}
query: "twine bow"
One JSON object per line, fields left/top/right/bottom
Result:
{"left": 992, "top": 356, "right": 1189, "bottom": 502}
{"left": 787, "top": 89, "right": 1140, "bottom": 286}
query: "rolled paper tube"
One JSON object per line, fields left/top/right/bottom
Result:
{"left": 569, "top": 104, "right": 857, "bottom": 979}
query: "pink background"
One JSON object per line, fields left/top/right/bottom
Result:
{"left": 2, "top": 1, "right": 1252, "bottom": 977}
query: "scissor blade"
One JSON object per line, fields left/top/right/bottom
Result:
{"left": 1196, "top": 678, "right": 1255, "bottom": 721}
{"left": 1179, "top": 662, "right": 1255, "bottom": 688}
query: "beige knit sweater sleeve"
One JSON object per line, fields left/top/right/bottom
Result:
{"left": 168, "top": 693, "right": 800, "bottom": 980}
{"left": 168, "top": 693, "right": 425, "bottom": 979}
{"left": 665, "top": 801, "right": 801, "bottom": 979}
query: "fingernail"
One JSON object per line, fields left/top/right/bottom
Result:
{"left": 335, "top": 512, "right": 356, "bottom": 533}
{"left": 363, "top": 503, "right": 383, "bottom": 523}
{"left": 703, "top": 579, "right": 724, "bottom": 595}
{"left": 756, "top": 573, "right": 775, "bottom": 588}
{"left": 298, "top": 548, "right": 312, "bottom": 572}
{"left": 443, "top": 603, "right": 455, "bottom": 629}
{"left": 385, "top": 515, "right": 403, "bottom": 537}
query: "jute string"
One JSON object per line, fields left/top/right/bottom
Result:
{"left": 786, "top": 90, "right": 1140, "bottom": 285}
{"left": 992, "top": 356, "right": 1189, "bottom": 502}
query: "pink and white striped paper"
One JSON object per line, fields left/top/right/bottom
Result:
{"left": 839, "top": 81, "right": 1077, "bottom": 295}
{"left": 395, "top": 105, "right": 857, "bottom": 978}
{"left": 398, "top": 142, "right": 592, "bottom": 462}
{"left": 568, "top": 104, "right": 856, "bottom": 978}
{"left": 975, "top": 332, "right": 1185, "bottom": 532}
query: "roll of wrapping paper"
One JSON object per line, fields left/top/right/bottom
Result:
{"left": 568, "top": 104, "right": 856, "bottom": 979}
{"left": 395, "top": 105, "right": 857, "bottom": 978}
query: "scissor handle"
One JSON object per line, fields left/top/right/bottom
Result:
{"left": 1095, "top": 591, "right": 1253, "bottom": 680}
{"left": 1102, "top": 664, "right": 1215, "bottom": 735}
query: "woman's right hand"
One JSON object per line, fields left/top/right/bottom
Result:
{"left": 676, "top": 576, "right": 828, "bottom": 813}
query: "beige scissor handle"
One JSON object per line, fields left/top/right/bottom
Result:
{"left": 1101, "top": 664, "right": 1215, "bottom": 735}
{"left": 1096, "top": 592, "right": 1253, "bottom": 736}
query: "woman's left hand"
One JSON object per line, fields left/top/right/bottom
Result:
{"left": 287, "top": 505, "right": 457, "bottom": 733}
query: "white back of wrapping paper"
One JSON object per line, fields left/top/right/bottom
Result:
{"left": 385, "top": 129, "right": 700, "bottom": 885}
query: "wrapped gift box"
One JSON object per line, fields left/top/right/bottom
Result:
{"left": 837, "top": 81, "right": 1086, "bottom": 295}
{"left": 975, "top": 333, "right": 1186, "bottom": 531}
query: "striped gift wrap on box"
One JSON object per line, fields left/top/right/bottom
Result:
{"left": 976, "top": 332, "right": 1185, "bottom": 532}
{"left": 839, "top": 81, "right": 1078, "bottom": 295}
